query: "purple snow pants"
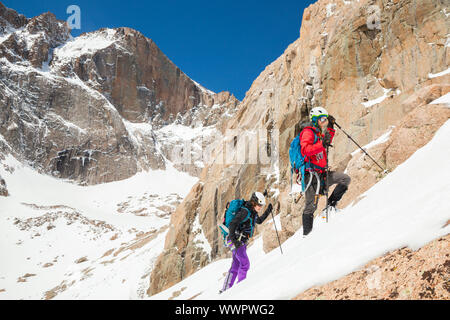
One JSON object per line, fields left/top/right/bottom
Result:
{"left": 222, "top": 244, "right": 250, "bottom": 291}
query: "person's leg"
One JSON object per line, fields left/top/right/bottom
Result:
{"left": 220, "top": 270, "right": 234, "bottom": 293}
{"left": 224, "top": 249, "right": 241, "bottom": 290}
{"left": 302, "top": 177, "right": 317, "bottom": 236}
{"left": 235, "top": 244, "right": 250, "bottom": 283}
{"left": 327, "top": 172, "right": 351, "bottom": 206}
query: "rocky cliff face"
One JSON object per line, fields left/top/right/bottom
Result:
{"left": 0, "top": 2, "right": 238, "bottom": 184}
{"left": 148, "top": 0, "right": 449, "bottom": 295}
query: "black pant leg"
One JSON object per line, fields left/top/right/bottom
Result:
{"left": 327, "top": 171, "right": 351, "bottom": 206}
{"left": 302, "top": 174, "right": 318, "bottom": 236}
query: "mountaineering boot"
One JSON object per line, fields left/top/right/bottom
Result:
{"left": 320, "top": 184, "right": 348, "bottom": 218}
{"left": 302, "top": 212, "right": 314, "bottom": 236}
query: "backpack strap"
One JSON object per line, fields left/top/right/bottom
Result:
{"left": 240, "top": 206, "right": 251, "bottom": 223}
{"left": 237, "top": 205, "right": 254, "bottom": 238}
{"left": 299, "top": 126, "right": 319, "bottom": 145}
{"left": 299, "top": 126, "right": 320, "bottom": 163}
{"left": 298, "top": 127, "right": 325, "bottom": 192}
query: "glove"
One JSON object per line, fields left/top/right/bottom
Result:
{"left": 323, "top": 132, "right": 332, "bottom": 148}
{"left": 327, "top": 115, "right": 336, "bottom": 129}
{"left": 226, "top": 236, "right": 242, "bottom": 250}
{"left": 265, "top": 203, "right": 273, "bottom": 215}
{"left": 233, "top": 239, "right": 243, "bottom": 249}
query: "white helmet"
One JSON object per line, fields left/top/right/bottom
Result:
{"left": 310, "top": 107, "right": 328, "bottom": 123}
{"left": 250, "top": 192, "right": 266, "bottom": 206}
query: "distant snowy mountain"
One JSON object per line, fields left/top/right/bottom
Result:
{"left": 151, "top": 120, "right": 450, "bottom": 300}
{"left": 0, "top": 2, "right": 239, "bottom": 185}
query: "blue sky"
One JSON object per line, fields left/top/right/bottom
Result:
{"left": 4, "top": 0, "right": 316, "bottom": 100}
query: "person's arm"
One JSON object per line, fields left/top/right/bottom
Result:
{"left": 228, "top": 208, "right": 249, "bottom": 242}
{"left": 323, "top": 128, "right": 336, "bottom": 147}
{"left": 327, "top": 115, "right": 336, "bottom": 144}
{"left": 255, "top": 204, "right": 273, "bottom": 224}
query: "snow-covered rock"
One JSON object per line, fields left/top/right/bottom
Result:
{"left": 0, "top": 175, "right": 7, "bottom": 196}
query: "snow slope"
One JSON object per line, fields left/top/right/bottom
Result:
{"left": 51, "top": 29, "right": 120, "bottom": 68}
{"left": 151, "top": 120, "right": 450, "bottom": 300}
{"left": 362, "top": 88, "right": 391, "bottom": 108}
{"left": 350, "top": 126, "right": 394, "bottom": 157}
{"left": 430, "top": 92, "right": 450, "bottom": 107}
{"left": 0, "top": 154, "right": 198, "bottom": 299}
{"left": 428, "top": 67, "right": 450, "bottom": 79}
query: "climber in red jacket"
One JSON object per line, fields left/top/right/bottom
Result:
{"left": 300, "top": 118, "right": 335, "bottom": 171}
{"left": 300, "top": 107, "right": 351, "bottom": 236}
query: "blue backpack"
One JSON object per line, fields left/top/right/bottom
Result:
{"left": 289, "top": 125, "right": 319, "bottom": 192}
{"left": 218, "top": 199, "right": 252, "bottom": 245}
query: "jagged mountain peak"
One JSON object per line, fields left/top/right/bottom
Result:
{"left": 0, "top": 3, "right": 239, "bottom": 185}
{"left": 0, "top": 2, "right": 27, "bottom": 29}
{"left": 0, "top": 3, "right": 70, "bottom": 68}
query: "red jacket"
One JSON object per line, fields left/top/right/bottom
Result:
{"left": 300, "top": 125, "right": 335, "bottom": 172}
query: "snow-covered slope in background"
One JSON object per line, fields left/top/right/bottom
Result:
{"left": 430, "top": 92, "right": 450, "bottom": 107}
{"left": 52, "top": 29, "right": 119, "bottom": 68}
{"left": 151, "top": 120, "right": 450, "bottom": 300}
{"left": 0, "top": 154, "right": 198, "bottom": 299}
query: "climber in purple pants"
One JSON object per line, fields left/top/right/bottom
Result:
{"left": 223, "top": 244, "right": 250, "bottom": 289}
{"left": 220, "top": 192, "right": 272, "bottom": 293}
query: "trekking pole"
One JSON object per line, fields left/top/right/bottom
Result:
{"left": 325, "top": 146, "right": 330, "bottom": 223}
{"left": 271, "top": 210, "right": 283, "bottom": 255}
{"left": 334, "top": 122, "right": 389, "bottom": 174}
{"left": 263, "top": 189, "right": 283, "bottom": 254}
